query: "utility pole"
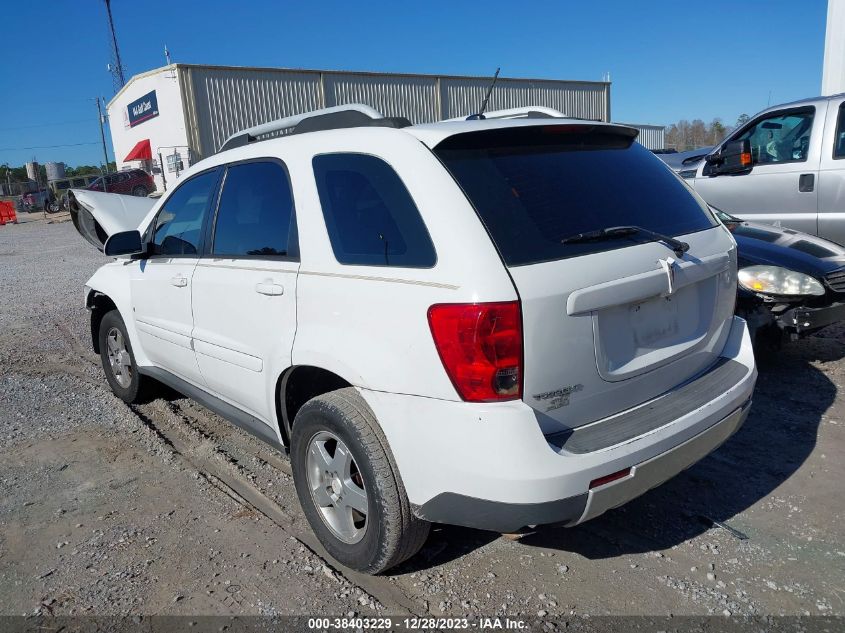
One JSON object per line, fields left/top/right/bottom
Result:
{"left": 104, "top": 0, "right": 126, "bottom": 92}
{"left": 96, "top": 97, "right": 111, "bottom": 175}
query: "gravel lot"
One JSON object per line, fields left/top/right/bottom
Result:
{"left": 1, "top": 217, "right": 843, "bottom": 622}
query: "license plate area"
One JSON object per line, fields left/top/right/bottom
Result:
{"left": 630, "top": 295, "right": 679, "bottom": 347}
{"left": 593, "top": 279, "right": 717, "bottom": 382}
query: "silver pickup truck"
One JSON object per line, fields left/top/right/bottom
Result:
{"left": 683, "top": 94, "right": 845, "bottom": 245}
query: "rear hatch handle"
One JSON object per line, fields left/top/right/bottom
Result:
{"left": 567, "top": 252, "right": 731, "bottom": 316}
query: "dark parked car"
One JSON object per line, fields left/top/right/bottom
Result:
{"left": 655, "top": 146, "right": 714, "bottom": 178}
{"left": 87, "top": 169, "right": 155, "bottom": 197}
{"left": 714, "top": 208, "right": 845, "bottom": 343}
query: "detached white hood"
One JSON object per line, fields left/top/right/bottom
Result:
{"left": 69, "top": 189, "right": 156, "bottom": 251}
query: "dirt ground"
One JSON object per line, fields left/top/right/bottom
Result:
{"left": 1, "top": 217, "right": 843, "bottom": 624}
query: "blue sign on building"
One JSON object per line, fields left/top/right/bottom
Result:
{"left": 127, "top": 90, "right": 159, "bottom": 128}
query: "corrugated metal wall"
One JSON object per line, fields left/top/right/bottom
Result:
{"left": 323, "top": 73, "right": 441, "bottom": 123}
{"left": 178, "top": 65, "right": 610, "bottom": 157}
{"left": 441, "top": 77, "right": 608, "bottom": 122}
{"left": 180, "top": 67, "right": 323, "bottom": 160}
{"left": 620, "top": 123, "right": 666, "bottom": 150}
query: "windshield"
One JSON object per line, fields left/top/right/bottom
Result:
{"left": 435, "top": 126, "right": 718, "bottom": 266}
{"left": 709, "top": 205, "right": 741, "bottom": 224}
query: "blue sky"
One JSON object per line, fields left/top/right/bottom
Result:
{"left": 0, "top": 0, "right": 830, "bottom": 167}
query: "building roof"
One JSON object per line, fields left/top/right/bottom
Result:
{"left": 107, "top": 62, "right": 610, "bottom": 110}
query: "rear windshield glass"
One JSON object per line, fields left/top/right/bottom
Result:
{"left": 435, "top": 126, "right": 718, "bottom": 266}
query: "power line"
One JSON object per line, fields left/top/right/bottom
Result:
{"left": 0, "top": 118, "right": 95, "bottom": 132}
{"left": 0, "top": 142, "right": 100, "bottom": 152}
{"left": 4, "top": 96, "right": 95, "bottom": 106}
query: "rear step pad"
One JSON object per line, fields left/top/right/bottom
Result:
{"left": 545, "top": 358, "right": 748, "bottom": 454}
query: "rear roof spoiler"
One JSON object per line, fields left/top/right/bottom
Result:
{"left": 433, "top": 121, "right": 640, "bottom": 151}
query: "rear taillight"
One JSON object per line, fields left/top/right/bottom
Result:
{"left": 427, "top": 301, "right": 522, "bottom": 402}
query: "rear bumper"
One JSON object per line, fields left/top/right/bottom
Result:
{"left": 414, "top": 400, "right": 750, "bottom": 532}
{"left": 573, "top": 400, "right": 749, "bottom": 526}
{"left": 360, "top": 316, "right": 757, "bottom": 533}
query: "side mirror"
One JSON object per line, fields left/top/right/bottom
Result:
{"left": 104, "top": 230, "right": 145, "bottom": 257}
{"left": 705, "top": 139, "right": 753, "bottom": 176}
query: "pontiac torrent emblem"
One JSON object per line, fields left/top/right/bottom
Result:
{"left": 533, "top": 384, "right": 584, "bottom": 412}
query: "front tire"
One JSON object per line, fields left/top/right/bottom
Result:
{"left": 98, "top": 310, "right": 149, "bottom": 403}
{"left": 291, "top": 388, "right": 429, "bottom": 574}
{"left": 132, "top": 186, "right": 148, "bottom": 197}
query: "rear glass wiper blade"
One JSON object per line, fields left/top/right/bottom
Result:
{"left": 562, "top": 225, "right": 690, "bottom": 257}
{"left": 561, "top": 226, "right": 639, "bottom": 243}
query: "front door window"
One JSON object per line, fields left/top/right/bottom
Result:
{"left": 733, "top": 109, "right": 814, "bottom": 165}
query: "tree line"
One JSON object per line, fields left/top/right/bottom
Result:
{"left": 664, "top": 114, "right": 750, "bottom": 151}
{"left": 1, "top": 162, "right": 117, "bottom": 184}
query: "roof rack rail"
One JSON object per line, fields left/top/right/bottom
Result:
{"left": 217, "top": 104, "right": 411, "bottom": 153}
{"left": 444, "top": 106, "right": 566, "bottom": 122}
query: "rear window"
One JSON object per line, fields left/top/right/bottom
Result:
{"left": 435, "top": 126, "right": 718, "bottom": 266}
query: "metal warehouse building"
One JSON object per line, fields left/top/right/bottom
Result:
{"left": 107, "top": 63, "right": 660, "bottom": 191}
{"left": 619, "top": 123, "right": 665, "bottom": 152}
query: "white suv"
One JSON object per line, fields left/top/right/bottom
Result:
{"left": 73, "top": 105, "right": 757, "bottom": 574}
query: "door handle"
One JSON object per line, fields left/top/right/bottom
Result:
{"left": 255, "top": 281, "right": 284, "bottom": 296}
{"left": 799, "top": 173, "right": 815, "bottom": 192}
{"left": 170, "top": 275, "right": 188, "bottom": 287}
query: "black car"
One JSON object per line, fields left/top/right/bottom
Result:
{"left": 714, "top": 208, "right": 845, "bottom": 343}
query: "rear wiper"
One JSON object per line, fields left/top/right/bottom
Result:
{"left": 562, "top": 225, "right": 690, "bottom": 258}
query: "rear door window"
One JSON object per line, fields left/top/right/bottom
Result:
{"left": 211, "top": 161, "right": 296, "bottom": 258}
{"left": 149, "top": 169, "right": 219, "bottom": 256}
{"left": 312, "top": 153, "right": 436, "bottom": 267}
{"left": 435, "top": 126, "right": 718, "bottom": 266}
{"left": 834, "top": 102, "right": 845, "bottom": 159}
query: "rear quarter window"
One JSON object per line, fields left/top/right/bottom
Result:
{"left": 435, "top": 126, "right": 718, "bottom": 266}
{"left": 312, "top": 153, "right": 436, "bottom": 268}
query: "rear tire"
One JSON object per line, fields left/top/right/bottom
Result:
{"left": 291, "top": 388, "right": 429, "bottom": 574}
{"left": 132, "top": 186, "right": 148, "bottom": 197}
{"left": 98, "top": 310, "right": 150, "bottom": 404}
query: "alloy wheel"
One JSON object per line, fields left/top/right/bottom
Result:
{"left": 106, "top": 327, "right": 132, "bottom": 389}
{"left": 305, "top": 430, "right": 368, "bottom": 544}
